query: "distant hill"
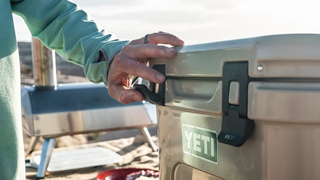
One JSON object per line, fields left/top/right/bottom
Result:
{"left": 18, "top": 42, "right": 85, "bottom": 77}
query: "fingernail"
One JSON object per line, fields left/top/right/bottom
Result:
{"left": 133, "top": 95, "right": 141, "bottom": 102}
{"left": 166, "top": 48, "right": 175, "bottom": 54}
{"left": 156, "top": 73, "right": 165, "bottom": 81}
{"left": 178, "top": 40, "right": 185, "bottom": 45}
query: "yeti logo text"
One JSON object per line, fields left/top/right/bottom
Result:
{"left": 182, "top": 124, "right": 218, "bottom": 164}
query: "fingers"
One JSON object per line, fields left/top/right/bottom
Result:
{"left": 107, "top": 31, "right": 184, "bottom": 104}
{"left": 114, "top": 56, "right": 165, "bottom": 83}
{"left": 148, "top": 32, "right": 184, "bottom": 46}
{"left": 132, "top": 31, "right": 184, "bottom": 46}
{"left": 123, "top": 44, "right": 176, "bottom": 59}
{"left": 108, "top": 85, "right": 144, "bottom": 104}
{"left": 113, "top": 44, "right": 174, "bottom": 83}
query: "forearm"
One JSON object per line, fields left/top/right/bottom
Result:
{"left": 12, "top": 0, "right": 128, "bottom": 85}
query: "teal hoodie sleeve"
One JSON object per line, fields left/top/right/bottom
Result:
{"left": 11, "top": 0, "right": 129, "bottom": 86}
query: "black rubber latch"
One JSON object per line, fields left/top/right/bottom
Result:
{"left": 218, "top": 62, "right": 255, "bottom": 147}
{"left": 134, "top": 84, "right": 162, "bottom": 105}
{"left": 133, "top": 64, "right": 165, "bottom": 106}
{"left": 218, "top": 106, "right": 254, "bottom": 147}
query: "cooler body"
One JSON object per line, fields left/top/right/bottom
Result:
{"left": 157, "top": 106, "right": 320, "bottom": 180}
{"left": 139, "top": 34, "right": 320, "bottom": 180}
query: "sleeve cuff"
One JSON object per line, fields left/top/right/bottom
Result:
{"left": 84, "top": 40, "right": 129, "bottom": 87}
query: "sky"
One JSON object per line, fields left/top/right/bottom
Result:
{"left": 13, "top": 0, "right": 320, "bottom": 45}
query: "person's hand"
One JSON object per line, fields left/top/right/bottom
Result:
{"left": 107, "top": 31, "right": 184, "bottom": 104}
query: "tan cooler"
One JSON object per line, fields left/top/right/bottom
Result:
{"left": 133, "top": 34, "right": 320, "bottom": 180}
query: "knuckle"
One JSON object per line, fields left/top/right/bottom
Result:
{"left": 113, "top": 54, "right": 125, "bottom": 66}
{"left": 137, "top": 44, "right": 151, "bottom": 56}
{"left": 137, "top": 44, "right": 146, "bottom": 52}
{"left": 129, "top": 39, "right": 139, "bottom": 45}
{"left": 158, "top": 31, "right": 171, "bottom": 36}
{"left": 148, "top": 33, "right": 157, "bottom": 43}
{"left": 131, "top": 61, "right": 143, "bottom": 74}
{"left": 146, "top": 67, "right": 155, "bottom": 76}
{"left": 159, "top": 46, "right": 167, "bottom": 51}
{"left": 122, "top": 44, "right": 131, "bottom": 53}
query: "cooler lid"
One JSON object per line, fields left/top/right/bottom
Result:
{"left": 143, "top": 34, "right": 320, "bottom": 115}
{"left": 151, "top": 34, "right": 320, "bottom": 78}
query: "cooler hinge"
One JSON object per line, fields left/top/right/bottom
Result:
{"left": 218, "top": 62, "right": 254, "bottom": 147}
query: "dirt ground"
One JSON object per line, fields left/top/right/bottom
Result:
{"left": 25, "top": 133, "right": 159, "bottom": 180}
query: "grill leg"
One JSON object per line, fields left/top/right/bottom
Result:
{"left": 139, "top": 127, "right": 158, "bottom": 152}
{"left": 36, "top": 137, "right": 56, "bottom": 179}
{"left": 25, "top": 136, "right": 40, "bottom": 157}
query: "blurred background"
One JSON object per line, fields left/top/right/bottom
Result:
{"left": 13, "top": 0, "right": 320, "bottom": 44}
